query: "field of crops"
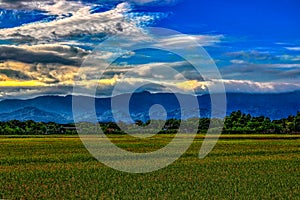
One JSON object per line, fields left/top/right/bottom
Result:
{"left": 1, "top": 134, "right": 299, "bottom": 199}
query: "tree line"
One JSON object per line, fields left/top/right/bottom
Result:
{"left": 0, "top": 110, "right": 300, "bottom": 135}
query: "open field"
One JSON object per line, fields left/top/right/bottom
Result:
{"left": 1, "top": 134, "right": 299, "bottom": 199}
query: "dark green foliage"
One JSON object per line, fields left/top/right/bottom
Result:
{"left": 0, "top": 121, "right": 76, "bottom": 135}
{"left": 294, "top": 111, "right": 300, "bottom": 132}
{"left": 1, "top": 110, "right": 300, "bottom": 135}
{"left": 223, "top": 110, "right": 300, "bottom": 134}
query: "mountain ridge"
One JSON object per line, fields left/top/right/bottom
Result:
{"left": 0, "top": 91, "right": 300, "bottom": 123}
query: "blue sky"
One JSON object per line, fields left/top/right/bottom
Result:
{"left": 155, "top": 0, "right": 300, "bottom": 38}
{"left": 0, "top": 0, "right": 299, "bottom": 98}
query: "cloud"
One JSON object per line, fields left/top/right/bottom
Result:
{"left": 0, "top": 0, "right": 89, "bottom": 15}
{"left": 0, "top": 42, "right": 94, "bottom": 85}
{"left": 0, "top": 2, "right": 154, "bottom": 44}
{"left": 0, "top": 0, "right": 180, "bottom": 10}
{"left": 230, "top": 59, "right": 246, "bottom": 64}
{"left": 279, "top": 55, "right": 300, "bottom": 62}
{"left": 0, "top": 68, "right": 31, "bottom": 80}
{"left": 285, "top": 47, "right": 300, "bottom": 51}
{"left": 0, "top": 56, "right": 208, "bottom": 98}
{"left": 116, "top": 61, "right": 188, "bottom": 78}
{"left": 100, "top": 60, "right": 207, "bottom": 83}
{"left": 222, "top": 49, "right": 300, "bottom": 82}
{"left": 0, "top": 86, "right": 74, "bottom": 99}
{"left": 0, "top": 80, "right": 47, "bottom": 87}
{"left": 155, "top": 34, "right": 224, "bottom": 48}
{"left": 2, "top": 1, "right": 299, "bottom": 99}
{"left": 42, "top": 0, "right": 92, "bottom": 16}
{"left": 225, "top": 50, "right": 276, "bottom": 61}
{"left": 265, "top": 64, "right": 300, "bottom": 69}
{"left": 224, "top": 50, "right": 300, "bottom": 66}
{"left": 217, "top": 79, "right": 300, "bottom": 93}
{"left": 221, "top": 62, "right": 300, "bottom": 82}
{"left": 0, "top": 0, "right": 51, "bottom": 10}
{"left": 176, "top": 80, "right": 207, "bottom": 91}
{"left": 0, "top": 44, "right": 88, "bottom": 66}
{"left": 0, "top": 0, "right": 222, "bottom": 99}
{"left": 0, "top": 61, "right": 79, "bottom": 84}
{"left": 2, "top": 60, "right": 300, "bottom": 98}
{"left": 0, "top": 43, "right": 90, "bottom": 86}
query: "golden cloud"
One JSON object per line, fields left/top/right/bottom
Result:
{"left": 176, "top": 80, "right": 208, "bottom": 91}
{"left": 0, "top": 80, "right": 47, "bottom": 87}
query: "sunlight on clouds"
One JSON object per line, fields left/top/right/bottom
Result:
{"left": 0, "top": 1, "right": 299, "bottom": 99}
{"left": 0, "top": 61, "right": 79, "bottom": 83}
{"left": 0, "top": 80, "right": 47, "bottom": 87}
{"left": 0, "top": 61, "right": 30, "bottom": 71}
{"left": 176, "top": 80, "right": 208, "bottom": 91}
{"left": 97, "top": 74, "right": 120, "bottom": 87}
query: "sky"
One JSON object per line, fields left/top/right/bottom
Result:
{"left": 0, "top": 0, "right": 300, "bottom": 99}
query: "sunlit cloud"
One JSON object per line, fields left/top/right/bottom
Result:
{"left": 0, "top": 0, "right": 300, "bottom": 99}
{"left": 0, "top": 80, "right": 47, "bottom": 87}
{"left": 176, "top": 80, "right": 208, "bottom": 91}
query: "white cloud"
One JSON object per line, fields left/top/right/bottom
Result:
{"left": 214, "top": 79, "right": 300, "bottom": 93}
{"left": 0, "top": 2, "right": 149, "bottom": 43}
{"left": 0, "top": 0, "right": 180, "bottom": 10}
{"left": 20, "top": 43, "right": 90, "bottom": 57}
{"left": 0, "top": 0, "right": 51, "bottom": 10}
{"left": 265, "top": 64, "right": 300, "bottom": 69}
{"left": 285, "top": 47, "right": 300, "bottom": 51}
{"left": 155, "top": 34, "right": 224, "bottom": 48}
{"left": 42, "top": 0, "right": 93, "bottom": 16}
{"left": 230, "top": 59, "right": 246, "bottom": 64}
{"left": 279, "top": 54, "right": 300, "bottom": 61}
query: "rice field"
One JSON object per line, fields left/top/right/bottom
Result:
{"left": 0, "top": 134, "right": 299, "bottom": 199}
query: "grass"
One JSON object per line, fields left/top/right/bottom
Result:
{"left": 0, "top": 134, "right": 299, "bottom": 199}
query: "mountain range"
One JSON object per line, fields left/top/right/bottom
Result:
{"left": 0, "top": 91, "right": 300, "bottom": 123}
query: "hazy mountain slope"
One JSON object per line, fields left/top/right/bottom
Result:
{"left": 0, "top": 91, "right": 300, "bottom": 123}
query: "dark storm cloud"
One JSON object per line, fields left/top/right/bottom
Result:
{"left": 0, "top": 45, "right": 85, "bottom": 66}
{"left": 0, "top": 69, "right": 31, "bottom": 80}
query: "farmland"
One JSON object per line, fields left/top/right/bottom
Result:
{"left": 1, "top": 134, "right": 299, "bottom": 199}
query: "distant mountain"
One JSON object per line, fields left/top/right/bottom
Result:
{"left": 0, "top": 91, "right": 300, "bottom": 123}
{"left": 0, "top": 106, "right": 67, "bottom": 123}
